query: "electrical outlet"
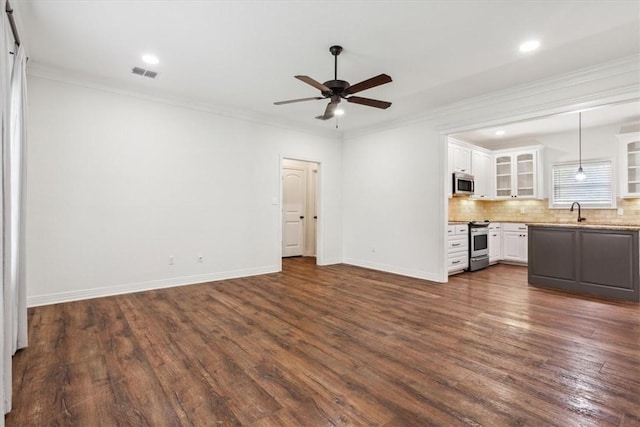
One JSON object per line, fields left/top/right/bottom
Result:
{"left": 169, "top": 256, "right": 174, "bottom": 265}
{"left": 617, "top": 208, "right": 624, "bottom": 216}
{"left": 520, "top": 207, "right": 526, "bottom": 214}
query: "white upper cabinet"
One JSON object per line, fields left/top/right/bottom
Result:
{"left": 618, "top": 132, "right": 640, "bottom": 198}
{"left": 471, "top": 150, "right": 492, "bottom": 199}
{"left": 452, "top": 145, "right": 472, "bottom": 173}
{"left": 494, "top": 149, "right": 542, "bottom": 199}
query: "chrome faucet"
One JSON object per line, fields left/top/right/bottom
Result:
{"left": 570, "top": 201, "right": 586, "bottom": 222}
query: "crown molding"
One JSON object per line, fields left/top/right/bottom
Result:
{"left": 344, "top": 55, "right": 640, "bottom": 140}
{"left": 27, "top": 55, "right": 640, "bottom": 143}
{"left": 26, "top": 62, "right": 342, "bottom": 141}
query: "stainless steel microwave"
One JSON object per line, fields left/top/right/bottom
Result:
{"left": 452, "top": 172, "right": 474, "bottom": 196}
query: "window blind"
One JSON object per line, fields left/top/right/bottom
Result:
{"left": 551, "top": 160, "right": 614, "bottom": 208}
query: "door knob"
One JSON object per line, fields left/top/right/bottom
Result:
{"left": 313, "top": 216, "right": 317, "bottom": 219}
{"left": 300, "top": 216, "right": 304, "bottom": 219}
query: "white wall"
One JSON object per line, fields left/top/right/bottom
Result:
{"left": 25, "top": 56, "right": 639, "bottom": 304}
{"left": 342, "top": 122, "right": 446, "bottom": 281}
{"left": 340, "top": 56, "right": 638, "bottom": 284}
{"left": 537, "top": 122, "right": 633, "bottom": 201}
{"left": 26, "top": 76, "right": 343, "bottom": 306}
{"left": 488, "top": 122, "right": 628, "bottom": 197}
{"left": 540, "top": 122, "right": 622, "bottom": 164}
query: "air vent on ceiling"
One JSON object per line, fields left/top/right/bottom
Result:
{"left": 131, "top": 67, "right": 158, "bottom": 79}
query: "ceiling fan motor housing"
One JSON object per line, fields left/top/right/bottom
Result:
{"left": 322, "top": 80, "right": 350, "bottom": 97}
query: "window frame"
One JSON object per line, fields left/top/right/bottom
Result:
{"left": 548, "top": 158, "right": 616, "bottom": 209}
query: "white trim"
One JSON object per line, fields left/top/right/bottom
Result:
{"left": 344, "top": 55, "right": 640, "bottom": 139}
{"left": 616, "top": 131, "right": 640, "bottom": 144}
{"left": 27, "top": 265, "right": 279, "bottom": 307}
{"left": 28, "top": 54, "right": 639, "bottom": 142}
{"left": 343, "top": 258, "right": 443, "bottom": 283}
{"left": 27, "top": 63, "right": 341, "bottom": 140}
{"left": 280, "top": 155, "right": 324, "bottom": 265}
{"left": 448, "top": 137, "right": 492, "bottom": 154}
{"left": 316, "top": 257, "right": 342, "bottom": 266}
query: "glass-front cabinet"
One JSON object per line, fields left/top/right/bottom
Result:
{"left": 495, "top": 155, "right": 512, "bottom": 198}
{"left": 618, "top": 132, "right": 640, "bottom": 197}
{"left": 493, "top": 149, "right": 539, "bottom": 199}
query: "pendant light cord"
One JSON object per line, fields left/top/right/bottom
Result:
{"left": 579, "top": 112, "right": 582, "bottom": 168}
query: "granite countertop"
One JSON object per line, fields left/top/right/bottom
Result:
{"left": 526, "top": 222, "right": 640, "bottom": 231}
{"left": 448, "top": 220, "right": 640, "bottom": 231}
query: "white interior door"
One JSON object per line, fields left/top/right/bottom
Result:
{"left": 282, "top": 165, "right": 306, "bottom": 257}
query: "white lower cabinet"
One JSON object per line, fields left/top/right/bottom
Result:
{"left": 447, "top": 222, "right": 527, "bottom": 274}
{"left": 447, "top": 224, "right": 468, "bottom": 274}
{"left": 488, "top": 223, "right": 502, "bottom": 264}
{"left": 502, "top": 223, "right": 528, "bottom": 263}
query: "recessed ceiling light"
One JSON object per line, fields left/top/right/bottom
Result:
{"left": 334, "top": 108, "right": 345, "bottom": 116}
{"left": 519, "top": 40, "right": 540, "bottom": 53}
{"left": 142, "top": 54, "right": 159, "bottom": 65}
{"left": 495, "top": 130, "right": 506, "bottom": 136}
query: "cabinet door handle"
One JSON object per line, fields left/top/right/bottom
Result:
{"left": 452, "top": 243, "right": 461, "bottom": 247}
{"left": 452, "top": 260, "right": 461, "bottom": 264}
{"left": 300, "top": 216, "right": 305, "bottom": 219}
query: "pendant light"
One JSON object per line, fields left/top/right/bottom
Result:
{"left": 575, "top": 112, "right": 586, "bottom": 181}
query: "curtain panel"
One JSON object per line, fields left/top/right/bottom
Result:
{"left": 1, "top": 0, "right": 8, "bottom": 417}
{"left": 8, "top": 43, "right": 27, "bottom": 355}
{"left": 2, "top": 0, "right": 29, "bottom": 417}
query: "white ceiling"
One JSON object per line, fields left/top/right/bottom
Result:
{"left": 453, "top": 100, "right": 640, "bottom": 149}
{"left": 12, "top": 0, "right": 640, "bottom": 133}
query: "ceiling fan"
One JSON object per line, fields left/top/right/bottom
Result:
{"left": 274, "top": 45, "right": 392, "bottom": 120}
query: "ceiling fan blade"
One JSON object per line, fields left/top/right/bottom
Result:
{"left": 345, "top": 74, "right": 392, "bottom": 95}
{"left": 347, "top": 96, "right": 392, "bottom": 109}
{"left": 315, "top": 100, "right": 339, "bottom": 120}
{"left": 274, "top": 96, "right": 324, "bottom": 105}
{"left": 295, "top": 75, "right": 331, "bottom": 93}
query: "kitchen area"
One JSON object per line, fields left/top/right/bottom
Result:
{"left": 446, "top": 100, "right": 640, "bottom": 301}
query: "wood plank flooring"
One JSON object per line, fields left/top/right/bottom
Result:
{"left": 6, "top": 257, "right": 640, "bottom": 426}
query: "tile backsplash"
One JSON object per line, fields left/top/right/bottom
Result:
{"left": 449, "top": 197, "right": 640, "bottom": 225}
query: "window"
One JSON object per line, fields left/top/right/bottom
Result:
{"left": 550, "top": 160, "right": 615, "bottom": 208}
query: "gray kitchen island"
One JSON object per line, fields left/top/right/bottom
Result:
{"left": 528, "top": 224, "right": 640, "bottom": 301}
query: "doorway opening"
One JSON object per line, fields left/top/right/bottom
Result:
{"left": 282, "top": 158, "right": 319, "bottom": 265}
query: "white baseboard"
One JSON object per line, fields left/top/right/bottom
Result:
{"left": 342, "top": 258, "right": 443, "bottom": 283}
{"left": 317, "top": 257, "right": 343, "bottom": 266}
{"left": 27, "top": 265, "right": 280, "bottom": 307}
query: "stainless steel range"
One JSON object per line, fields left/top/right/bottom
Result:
{"left": 468, "top": 221, "right": 490, "bottom": 271}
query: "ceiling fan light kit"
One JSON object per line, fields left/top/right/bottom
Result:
{"left": 274, "top": 45, "right": 393, "bottom": 122}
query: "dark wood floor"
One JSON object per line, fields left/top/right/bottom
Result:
{"left": 6, "top": 258, "right": 640, "bottom": 426}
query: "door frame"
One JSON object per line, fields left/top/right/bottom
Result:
{"left": 279, "top": 155, "right": 322, "bottom": 269}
